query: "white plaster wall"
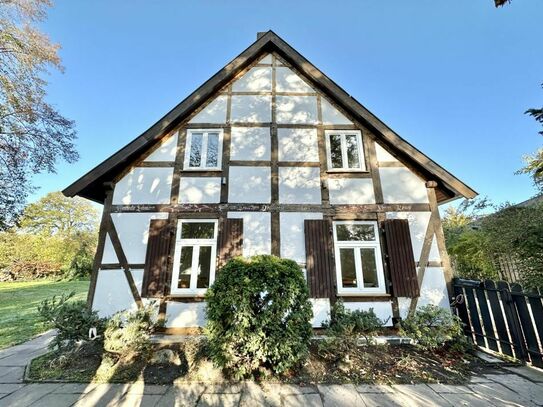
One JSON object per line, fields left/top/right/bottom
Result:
{"left": 397, "top": 297, "right": 411, "bottom": 319}
{"left": 276, "top": 96, "right": 318, "bottom": 124}
{"left": 280, "top": 212, "right": 323, "bottom": 263}
{"left": 101, "top": 234, "right": 118, "bottom": 264}
{"left": 111, "top": 212, "right": 169, "bottom": 264}
{"left": 179, "top": 177, "right": 221, "bottom": 204}
{"left": 93, "top": 269, "right": 137, "bottom": 318}
{"left": 131, "top": 269, "right": 144, "bottom": 295}
{"left": 321, "top": 98, "right": 352, "bottom": 125}
{"left": 258, "top": 54, "right": 272, "bottom": 64}
{"left": 310, "top": 298, "right": 331, "bottom": 328}
{"left": 375, "top": 143, "right": 398, "bottom": 162}
{"left": 189, "top": 95, "right": 227, "bottom": 123}
{"left": 397, "top": 268, "right": 450, "bottom": 318}
{"left": 165, "top": 302, "right": 206, "bottom": 328}
{"left": 230, "top": 127, "right": 271, "bottom": 161}
{"left": 232, "top": 67, "right": 272, "bottom": 92}
{"left": 231, "top": 95, "right": 271, "bottom": 123}
{"left": 386, "top": 212, "right": 440, "bottom": 262}
{"left": 278, "top": 167, "right": 321, "bottom": 204}
{"left": 343, "top": 302, "right": 394, "bottom": 326}
{"left": 227, "top": 212, "right": 271, "bottom": 257}
{"left": 144, "top": 133, "right": 178, "bottom": 162}
{"left": 418, "top": 267, "right": 449, "bottom": 310}
{"left": 380, "top": 167, "right": 429, "bottom": 204}
{"left": 228, "top": 166, "right": 271, "bottom": 203}
{"left": 277, "top": 128, "right": 319, "bottom": 162}
{"left": 275, "top": 67, "right": 313, "bottom": 93}
{"left": 328, "top": 178, "right": 375, "bottom": 205}
{"left": 113, "top": 167, "right": 173, "bottom": 205}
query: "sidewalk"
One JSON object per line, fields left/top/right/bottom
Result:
{"left": 1, "top": 333, "right": 543, "bottom": 406}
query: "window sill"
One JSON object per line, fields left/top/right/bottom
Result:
{"left": 181, "top": 168, "right": 222, "bottom": 172}
{"left": 326, "top": 169, "right": 369, "bottom": 174}
{"left": 337, "top": 292, "right": 390, "bottom": 297}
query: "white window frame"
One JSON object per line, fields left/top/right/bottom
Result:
{"left": 324, "top": 130, "right": 366, "bottom": 171}
{"left": 170, "top": 219, "right": 218, "bottom": 296}
{"left": 184, "top": 129, "right": 224, "bottom": 170}
{"left": 333, "top": 221, "right": 386, "bottom": 295}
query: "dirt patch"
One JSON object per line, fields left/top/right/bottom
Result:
{"left": 27, "top": 340, "right": 507, "bottom": 385}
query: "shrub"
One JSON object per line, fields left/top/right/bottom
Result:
{"left": 205, "top": 255, "right": 313, "bottom": 379}
{"left": 400, "top": 305, "right": 463, "bottom": 350}
{"left": 322, "top": 300, "right": 384, "bottom": 341}
{"left": 38, "top": 292, "right": 105, "bottom": 350}
{"left": 62, "top": 244, "right": 94, "bottom": 280}
{"left": 319, "top": 300, "right": 384, "bottom": 357}
{"left": 104, "top": 304, "right": 163, "bottom": 357}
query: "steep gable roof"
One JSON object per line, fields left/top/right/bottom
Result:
{"left": 63, "top": 31, "right": 476, "bottom": 203}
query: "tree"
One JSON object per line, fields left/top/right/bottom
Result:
{"left": 495, "top": 0, "right": 510, "bottom": 6}
{"left": 0, "top": 191, "right": 99, "bottom": 280}
{"left": 0, "top": 0, "right": 77, "bottom": 230}
{"left": 18, "top": 191, "right": 98, "bottom": 237}
{"left": 517, "top": 84, "right": 543, "bottom": 192}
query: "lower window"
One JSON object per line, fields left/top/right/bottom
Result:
{"left": 171, "top": 219, "right": 218, "bottom": 296}
{"left": 333, "top": 221, "right": 386, "bottom": 295}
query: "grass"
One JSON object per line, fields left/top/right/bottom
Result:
{"left": 0, "top": 279, "right": 89, "bottom": 349}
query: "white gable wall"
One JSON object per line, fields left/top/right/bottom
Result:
{"left": 144, "top": 133, "right": 178, "bottom": 162}
{"left": 113, "top": 167, "right": 173, "bottom": 205}
{"left": 92, "top": 52, "right": 454, "bottom": 329}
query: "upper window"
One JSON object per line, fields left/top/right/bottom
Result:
{"left": 333, "top": 221, "right": 386, "bottom": 295}
{"left": 325, "top": 130, "right": 365, "bottom": 171}
{"left": 184, "top": 129, "right": 223, "bottom": 170}
{"left": 170, "top": 219, "right": 218, "bottom": 296}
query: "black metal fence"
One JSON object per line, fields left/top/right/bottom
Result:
{"left": 453, "top": 278, "right": 543, "bottom": 368}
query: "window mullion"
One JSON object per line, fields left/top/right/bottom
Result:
{"left": 190, "top": 245, "right": 200, "bottom": 290}
{"left": 353, "top": 247, "right": 363, "bottom": 290}
{"left": 340, "top": 133, "right": 348, "bottom": 169}
{"left": 201, "top": 133, "right": 208, "bottom": 169}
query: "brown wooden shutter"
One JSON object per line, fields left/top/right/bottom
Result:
{"left": 141, "top": 219, "right": 172, "bottom": 298}
{"left": 217, "top": 218, "right": 243, "bottom": 268}
{"left": 304, "top": 219, "right": 336, "bottom": 299}
{"left": 383, "top": 219, "right": 419, "bottom": 298}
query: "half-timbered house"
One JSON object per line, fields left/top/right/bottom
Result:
{"left": 63, "top": 31, "right": 477, "bottom": 332}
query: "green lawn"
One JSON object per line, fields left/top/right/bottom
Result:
{"left": 0, "top": 279, "right": 90, "bottom": 350}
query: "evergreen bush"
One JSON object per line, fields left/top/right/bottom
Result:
{"left": 205, "top": 255, "right": 313, "bottom": 379}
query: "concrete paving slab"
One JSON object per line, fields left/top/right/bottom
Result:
{"left": 358, "top": 393, "right": 405, "bottom": 407}
{"left": 504, "top": 366, "right": 543, "bottom": 383}
{"left": 239, "top": 381, "right": 281, "bottom": 407}
{"left": 483, "top": 374, "right": 543, "bottom": 405}
{"left": 117, "top": 393, "right": 163, "bottom": 407}
{"left": 72, "top": 383, "right": 129, "bottom": 407}
{"left": 124, "top": 383, "right": 169, "bottom": 395}
{"left": 318, "top": 384, "right": 365, "bottom": 406}
{"left": 438, "top": 392, "right": 496, "bottom": 407}
{"left": 283, "top": 393, "right": 323, "bottom": 407}
{"left": 0, "top": 366, "right": 24, "bottom": 383}
{"left": 469, "top": 382, "right": 536, "bottom": 407}
{"left": 392, "top": 384, "right": 451, "bottom": 406}
{"left": 427, "top": 384, "right": 473, "bottom": 394}
{"left": 0, "top": 383, "right": 57, "bottom": 407}
{"left": 356, "top": 384, "right": 395, "bottom": 393}
{"left": 52, "top": 382, "right": 98, "bottom": 394}
{"left": 0, "top": 383, "right": 25, "bottom": 394}
{"left": 155, "top": 384, "right": 206, "bottom": 407}
{"left": 30, "top": 392, "right": 83, "bottom": 407}
{"left": 197, "top": 393, "right": 241, "bottom": 407}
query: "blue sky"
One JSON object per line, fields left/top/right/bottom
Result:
{"left": 32, "top": 0, "right": 543, "bottom": 206}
